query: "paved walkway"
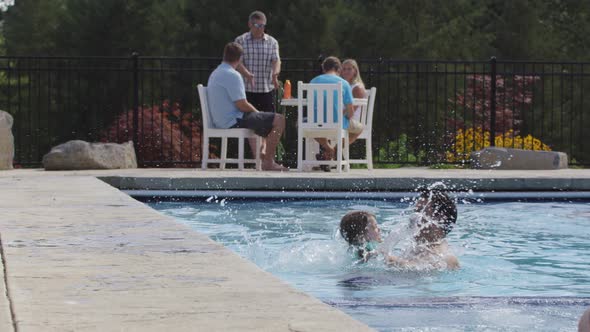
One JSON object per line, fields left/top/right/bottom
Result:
{"left": 0, "top": 167, "right": 589, "bottom": 331}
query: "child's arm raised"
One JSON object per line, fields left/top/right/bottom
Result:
{"left": 444, "top": 254, "right": 460, "bottom": 270}
{"left": 384, "top": 254, "right": 413, "bottom": 268}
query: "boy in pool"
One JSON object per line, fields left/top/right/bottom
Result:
{"left": 339, "top": 210, "right": 382, "bottom": 263}
{"left": 386, "top": 189, "right": 459, "bottom": 270}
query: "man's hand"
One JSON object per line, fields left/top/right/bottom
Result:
{"left": 235, "top": 99, "right": 258, "bottom": 113}
{"left": 344, "top": 104, "right": 354, "bottom": 119}
{"left": 237, "top": 62, "right": 255, "bottom": 88}
{"left": 272, "top": 74, "right": 280, "bottom": 90}
{"left": 244, "top": 71, "right": 255, "bottom": 87}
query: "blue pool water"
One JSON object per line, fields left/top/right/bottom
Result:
{"left": 149, "top": 197, "right": 590, "bottom": 331}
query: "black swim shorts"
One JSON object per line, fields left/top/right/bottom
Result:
{"left": 232, "top": 111, "right": 275, "bottom": 137}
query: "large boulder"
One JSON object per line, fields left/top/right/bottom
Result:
{"left": 470, "top": 147, "right": 568, "bottom": 170}
{"left": 0, "top": 110, "right": 14, "bottom": 170}
{"left": 43, "top": 140, "right": 137, "bottom": 170}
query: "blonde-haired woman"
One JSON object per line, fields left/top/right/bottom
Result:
{"left": 341, "top": 59, "right": 367, "bottom": 143}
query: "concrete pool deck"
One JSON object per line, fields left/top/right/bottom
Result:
{"left": 0, "top": 167, "right": 589, "bottom": 331}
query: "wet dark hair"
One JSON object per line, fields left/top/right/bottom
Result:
{"left": 417, "top": 189, "right": 457, "bottom": 236}
{"left": 340, "top": 210, "right": 375, "bottom": 245}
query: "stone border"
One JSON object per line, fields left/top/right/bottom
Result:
{"left": 0, "top": 174, "right": 373, "bottom": 331}
{"left": 99, "top": 175, "right": 590, "bottom": 192}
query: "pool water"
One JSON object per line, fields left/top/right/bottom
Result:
{"left": 150, "top": 198, "right": 590, "bottom": 331}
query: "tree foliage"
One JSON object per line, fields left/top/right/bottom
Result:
{"left": 2, "top": 0, "right": 590, "bottom": 166}
{"left": 2, "top": 0, "right": 590, "bottom": 60}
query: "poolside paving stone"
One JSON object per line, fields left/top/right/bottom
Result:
{"left": 0, "top": 173, "right": 374, "bottom": 331}
{"left": 0, "top": 234, "right": 12, "bottom": 332}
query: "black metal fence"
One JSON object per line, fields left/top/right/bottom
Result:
{"left": 1, "top": 55, "right": 589, "bottom": 167}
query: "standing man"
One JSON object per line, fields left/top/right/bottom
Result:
{"left": 235, "top": 10, "right": 281, "bottom": 113}
{"left": 235, "top": 10, "right": 281, "bottom": 159}
{"left": 207, "top": 42, "right": 287, "bottom": 171}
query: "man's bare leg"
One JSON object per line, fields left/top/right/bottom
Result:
{"left": 349, "top": 132, "right": 361, "bottom": 145}
{"left": 315, "top": 138, "right": 335, "bottom": 160}
{"left": 262, "top": 114, "right": 287, "bottom": 171}
{"left": 248, "top": 137, "right": 266, "bottom": 160}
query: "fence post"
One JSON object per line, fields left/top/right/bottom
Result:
{"left": 131, "top": 52, "right": 140, "bottom": 165}
{"left": 317, "top": 54, "right": 325, "bottom": 74}
{"left": 490, "top": 56, "right": 497, "bottom": 147}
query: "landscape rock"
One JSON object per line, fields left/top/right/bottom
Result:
{"left": 470, "top": 147, "right": 568, "bottom": 170}
{"left": 43, "top": 140, "right": 137, "bottom": 170}
{"left": 0, "top": 110, "right": 14, "bottom": 170}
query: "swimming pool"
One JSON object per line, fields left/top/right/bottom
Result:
{"left": 148, "top": 196, "right": 590, "bottom": 331}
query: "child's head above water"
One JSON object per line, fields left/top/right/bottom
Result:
{"left": 412, "top": 189, "right": 457, "bottom": 243}
{"left": 340, "top": 210, "right": 381, "bottom": 246}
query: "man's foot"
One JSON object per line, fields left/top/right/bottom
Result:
{"left": 262, "top": 161, "right": 289, "bottom": 171}
{"left": 315, "top": 153, "right": 332, "bottom": 172}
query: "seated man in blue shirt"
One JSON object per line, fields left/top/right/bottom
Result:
{"left": 207, "top": 42, "right": 287, "bottom": 171}
{"left": 310, "top": 56, "right": 354, "bottom": 161}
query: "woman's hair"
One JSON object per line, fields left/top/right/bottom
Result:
{"left": 342, "top": 59, "right": 364, "bottom": 86}
{"left": 340, "top": 210, "right": 375, "bottom": 245}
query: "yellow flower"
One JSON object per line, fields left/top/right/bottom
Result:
{"left": 446, "top": 128, "right": 552, "bottom": 162}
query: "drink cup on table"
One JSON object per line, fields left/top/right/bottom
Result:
{"left": 283, "top": 79, "right": 292, "bottom": 99}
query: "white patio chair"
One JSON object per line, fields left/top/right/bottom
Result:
{"left": 297, "top": 81, "right": 350, "bottom": 172}
{"left": 349, "top": 87, "right": 377, "bottom": 170}
{"left": 197, "top": 84, "right": 261, "bottom": 170}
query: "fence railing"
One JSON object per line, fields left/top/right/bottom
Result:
{"left": 1, "top": 55, "right": 589, "bottom": 167}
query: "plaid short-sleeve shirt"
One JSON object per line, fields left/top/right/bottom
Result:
{"left": 235, "top": 32, "right": 280, "bottom": 93}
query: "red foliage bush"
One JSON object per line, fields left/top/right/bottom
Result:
{"left": 101, "top": 100, "right": 208, "bottom": 167}
{"left": 449, "top": 74, "right": 540, "bottom": 135}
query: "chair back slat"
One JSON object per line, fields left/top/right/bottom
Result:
{"left": 297, "top": 82, "right": 343, "bottom": 130}
{"left": 197, "top": 84, "right": 212, "bottom": 131}
{"left": 357, "top": 90, "right": 370, "bottom": 125}
{"left": 316, "top": 90, "right": 324, "bottom": 124}
{"left": 325, "top": 88, "right": 334, "bottom": 124}
{"left": 305, "top": 88, "right": 314, "bottom": 122}
{"left": 365, "top": 87, "right": 377, "bottom": 132}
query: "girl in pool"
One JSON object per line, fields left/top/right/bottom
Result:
{"left": 339, "top": 210, "right": 382, "bottom": 263}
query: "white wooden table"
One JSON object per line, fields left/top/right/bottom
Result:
{"left": 280, "top": 98, "right": 367, "bottom": 107}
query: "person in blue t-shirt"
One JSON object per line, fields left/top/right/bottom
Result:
{"left": 207, "top": 42, "right": 287, "bottom": 171}
{"left": 309, "top": 56, "right": 354, "bottom": 161}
